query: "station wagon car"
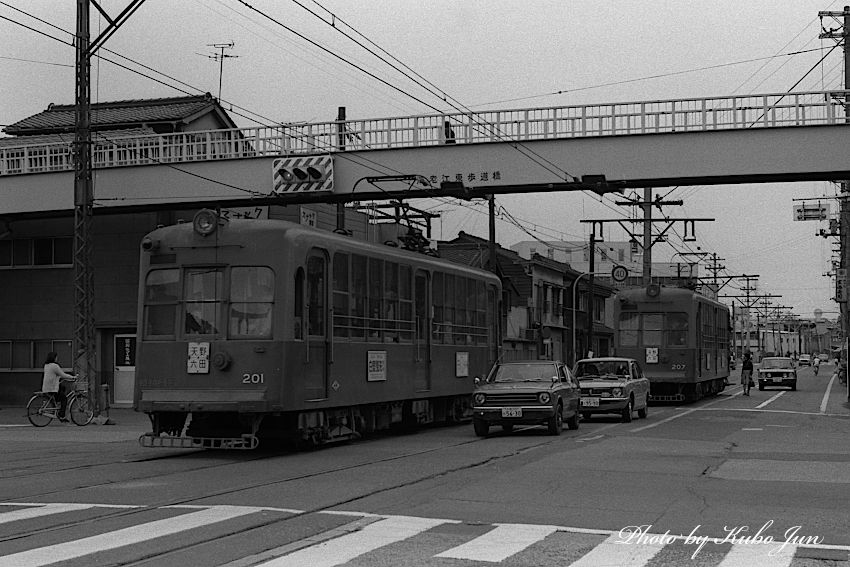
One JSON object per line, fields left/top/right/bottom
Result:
{"left": 574, "top": 357, "right": 650, "bottom": 423}
{"left": 757, "top": 357, "right": 797, "bottom": 391}
{"left": 471, "top": 360, "right": 580, "bottom": 436}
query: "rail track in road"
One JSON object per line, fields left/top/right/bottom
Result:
{"left": 0, "top": 427, "right": 568, "bottom": 561}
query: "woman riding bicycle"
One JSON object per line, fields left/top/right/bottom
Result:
{"left": 42, "top": 351, "right": 76, "bottom": 422}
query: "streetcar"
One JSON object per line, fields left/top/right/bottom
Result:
{"left": 612, "top": 284, "right": 730, "bottom": 402}
{"left": 134, "top": 209, "right": 501, "bottom": 449}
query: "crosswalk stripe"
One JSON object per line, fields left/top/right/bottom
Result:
{"left": 717, "top": 541, "right": 796, "bottom": 567}
{"left": 0, "top": 503, "right": 100, "bottom": 524}
{"left": 435, "top": 523, "right": 559, "bottom": 562}
{"left": 567, "top": 533, "right": 665, "bottom": 566}
{"left": 0, "top": 505, "right": 262, "bottom": 567}
{"left": 256, "top": 515, "right": 453, "bottom": 567}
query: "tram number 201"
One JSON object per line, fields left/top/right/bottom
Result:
{"left": 671, "top": 364, "right": 686, "bottom": 371}
{"left": 242, "top": 373, "right": 264, "bottom": 384}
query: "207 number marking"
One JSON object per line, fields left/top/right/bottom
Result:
{"left": 671, "top": 364, "right": 686, "bottom": 370}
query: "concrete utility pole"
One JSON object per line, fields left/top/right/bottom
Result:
{"left": 584, "top": 202, "right": 712, "bottom": 285}
{"left": 74, "top": 0, "right": 147, "bottom": 411}
{"left": 819, "top": 6, "right": 850, "bottom": 400}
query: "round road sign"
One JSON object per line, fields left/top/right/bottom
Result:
{"left": 611, "top": 265, "right": 629, "bottom": 282}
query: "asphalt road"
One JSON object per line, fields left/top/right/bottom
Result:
{"left": 0, "top": 363, "right": 848, "bottom": 566}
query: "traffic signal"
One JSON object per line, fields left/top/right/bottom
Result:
{"left": 273, "top": 156, "right": 333, "bottom": 194}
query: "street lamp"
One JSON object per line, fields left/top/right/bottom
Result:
{"left": 571, "top": 271, "right": 607, "bottom": 365}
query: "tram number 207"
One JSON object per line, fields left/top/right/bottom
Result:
{"left": 671, "top": 364, "right": 686, "bottom": 371}
{"left": 242, "top": 373, "right": 265, "bottom": 384}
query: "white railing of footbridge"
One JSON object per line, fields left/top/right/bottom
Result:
{"left": 1, "top": 90, "right": 849, "bottom": 176}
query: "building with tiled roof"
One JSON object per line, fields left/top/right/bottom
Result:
{"left": 3, "top": 93, "right": 236, "bottom": 137}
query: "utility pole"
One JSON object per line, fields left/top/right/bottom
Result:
{"left": 201, "top": 42, "right": 238, "bottom": 100}
{"left": 820, "top": 6, "right": 850, "bottom": 399}
{"left": 74, "top": 0, "right": 147, "bottom": 413}
{"left": 74, "top": 0, "right": 94, "bottom": 401}
{"left": 586, "top": 226, "right": 600, "bottom": 358}
{"left": 582, "top": 210, "right": 713, "bottom": 285}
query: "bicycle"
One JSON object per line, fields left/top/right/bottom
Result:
{"left": 26, "top": 377, "right": 94, "bottom": 427}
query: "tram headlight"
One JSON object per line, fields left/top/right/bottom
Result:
{"left": 193, "top": 209, "right": 219, "bottom": 237}
{"left": 473, "top": 393, "right": 486, "bottom": 405}
{"left": 612, "top": 388, "right": 622, "bottom": 397}
{"left": 538, "top": 392, "right": 551, "bottom": 404}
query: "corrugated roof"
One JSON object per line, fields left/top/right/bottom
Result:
{"left": 4, "top": 94, "right": 223, "bottom": 135}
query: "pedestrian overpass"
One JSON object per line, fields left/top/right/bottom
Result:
{"left": 2, "top": 89, "right": 850, "bottom": 215}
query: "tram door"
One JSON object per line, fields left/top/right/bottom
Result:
{"left": 414, "top": 271, "right": 431, "bottom": 391}
{"left": 304, "top": 252, "right": 329, "bottom": 400}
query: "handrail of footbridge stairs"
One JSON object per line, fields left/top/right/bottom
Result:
{"left": 2, "top": 89, "right": 849, "bottom": 176}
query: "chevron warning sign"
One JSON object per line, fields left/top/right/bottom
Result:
{"left": 272, "top": 156, "right": 334, "bottom": 194}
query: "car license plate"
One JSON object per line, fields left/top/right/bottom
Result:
{"left": 501, "top": 408, "right": 522, "bottom": 418}
{"left": 581, "top": 398, "right": 600, "bottom": 407}
{"left": 773, "top": 378, "right": 783, "bottom": 383}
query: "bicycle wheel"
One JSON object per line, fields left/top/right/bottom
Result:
{"left": 69, "top": 394, "right": 94, "bottom": 426}
{"left": 27, "top": 394, "right": 55, "bottom": 427}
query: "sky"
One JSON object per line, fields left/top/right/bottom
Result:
{"left": 0, "top": 0, "right": 845, "bottom": 319}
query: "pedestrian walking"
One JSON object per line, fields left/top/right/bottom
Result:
{"left": 741, "top": 352, "right": 754, "bottom": 396}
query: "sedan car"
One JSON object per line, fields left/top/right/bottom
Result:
{"left": 471, "top": 360, "right": 580, "bottom": 436}
{"left": 798, "top": 354, "right": 812, "bottom": 367}
{"left": 757, "top": 357, "right": 797, "bottom": 390}
{"left": 574, "top": 357, "right": 650, "bottom": 423}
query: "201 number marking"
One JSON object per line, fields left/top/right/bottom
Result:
{"left": 242, "top": 373, "right": 264, "bottom": 384}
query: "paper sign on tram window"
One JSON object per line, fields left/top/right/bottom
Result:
{"left": 187, "top": 342, "right": 210, "bottom": 374}
{"left": 367, "top": 351, "right": 387, "bottom": 381}
{"left": 645, "top": 347, "right": 659, "bottom": 364}
{"left": 456, "top": 352, "right": 469, "bottom": 377}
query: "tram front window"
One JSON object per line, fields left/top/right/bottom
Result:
{"left": 229, "top": 267, "right": 274, "bottom": 338}
{"left": 184, "top": 268, "right": 223, "bottom": 336}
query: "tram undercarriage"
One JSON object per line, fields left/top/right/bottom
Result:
{"left": 648, "top": 377, "right": 727, "bottom": 403}
{"left": 138, "top": 395, "right": 473, "bottom": 450}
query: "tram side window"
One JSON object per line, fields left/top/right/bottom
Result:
{"left": 666, "top": 312, "right": 688, "bottom": 346}
{"left": 475, "top": 281, "right": 487, "bottom": 345}
{"left": 433, "top": 272, "right": 444, "bottom": 342}
{"left": 144, "top": 268, "right": 179, "bottom": 337}
{"left": 294, "top": 268, "right": 304, "bottom": 340}
{"left": 184, "top": 268, "right": 223, "bottom": 336}
{"left": 333, "top": 253, "right": 350, "bottom": 338}
{"left": 399, "top": 265, "right": 413, "bottom": 341}
{"left": 307, "top": 257, "right": 325, "bottom": 336}
{"left": 229, "top": 267, "right": 274, "bottom": 338}
{"left": 351, "top": 255, "right": 367, "bottom": 339}
{"left": 618, "top": 313, "right": 640, "bottom": 347}
{"left": 368, "top": 258, "right": 383, "bottom": 339}
{"left": 384, "top": 261, "right": 399, "bottom": 341}
{"left": 443, "top": 274, "right": 456, "bottom": 344}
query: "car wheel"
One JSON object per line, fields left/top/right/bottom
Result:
{"left": 547, "top": 405, "right": 563, "bottom": 435}
{"left": 501, "top": 423, "right": 514, "bottom": 433}
{"left": 621, "top": 399, "right": 633, "bottom": 423}
{"left": 791, "top": 382, "right": 796, "bottom": 391}
{"left": 758, "top": 383, "right": 764, "bottom": 391}
{"left": 582, "top": 412, "right": 592, "bottom": 421}
{"left": 637, "top": 395, "right": 648, "bottom": 419}
{"left": 473, "top": 418, "right": 489, "bottom": 437}
{"left": 566, "top": 410, "right": 579, "bottom": 430}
